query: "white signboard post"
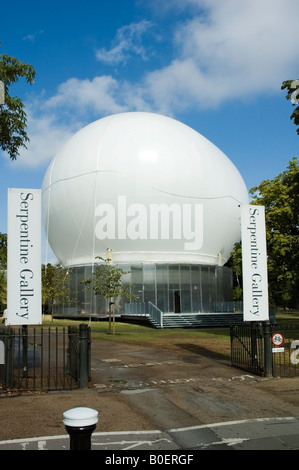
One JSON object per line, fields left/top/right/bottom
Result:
{"left": 241, "top": 205, "right": 269, "bottom": 322}
{"left": 7, "top": 188, "right": 42, "bottom": 326}
{"left": 0, "top": 81, "right": 4, "bottom": 105}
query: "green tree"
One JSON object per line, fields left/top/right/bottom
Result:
{"left": 230, "top": 159, "right": 299, "bottom": 309}
{"left": 82, "top": 256, "right": 136, "bottom": 334}
{"left": 230, "top": 158, "right": 298, "bottom": 310}
{"left": 250, "top": 158, "right": 299, "bottom": 309}
{"left": 0, "top": 232, "right": 7, "bottom": 269}
{"left": 0, "top": 269, "right": 6, "bottom": 314}
{"left": 42, "top": 263, "right": 73, "bottom": 322}
{"left": 226, "top": 241, "right": 243, "bottom": 301}
{"left": 281, "top": 79, "right": 299, "bottom": 135}
{"left": 0, "top": 46, "right": 36, "bottom": 160}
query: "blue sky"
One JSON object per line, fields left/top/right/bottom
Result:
{"left": 1, "top": 0, "right": 298, "bottom": 261}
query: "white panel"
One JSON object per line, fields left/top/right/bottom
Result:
{"left": 241, "top": 205, "right": 269, "bottom": 321}
{"left": 0, "top": 81, "right": 4, "bottom": 105}
{"left": 7, "top": 189, "right": 42, "bottom": 325}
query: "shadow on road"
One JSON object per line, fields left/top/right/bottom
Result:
{"left": 176, "top": 343, "right": 231, "bottom": 362}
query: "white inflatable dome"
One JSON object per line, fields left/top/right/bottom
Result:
{"left": 42, "top": 112, "right": 249, "bottom": 267}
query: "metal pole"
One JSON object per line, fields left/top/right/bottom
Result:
{"left": 250, "top": 322, "right": 258, "bottom": 371}
{"left": 79, "top": 323, "right": 89, "bottom": 388}
{"left": 263, "top": 320, "right": 273, "bottom": 377}
{"left": 22, "top": 325, "right": 28, "bottom": 378}
{"left": 63, "top": 407, "right": 98, "bottom": 450}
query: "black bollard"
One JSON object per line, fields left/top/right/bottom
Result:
{"left": 63, "top": 407, "right": 98, "bottom": 450}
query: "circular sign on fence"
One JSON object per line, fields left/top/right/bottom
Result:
{"left": 271, "top": 332, "right": 284, "bottom": 347}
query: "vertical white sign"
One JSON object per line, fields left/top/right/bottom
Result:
{"left": 0, "top": 81, "right": 4, "bottom": 105}
{"left": 241, "top": 205, "right": 269, "bottom": 321}
{"left": 7, "top": 189, "right": 42, "bottom": 325}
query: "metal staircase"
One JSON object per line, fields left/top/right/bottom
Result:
{"left": 124, "top": 302, "right": 243, "bottom": 329}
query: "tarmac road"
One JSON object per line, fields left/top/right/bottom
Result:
{"left": 1, "top": 337, "right": 299, "bottom": 452}
{"left": 0, "top": 416, "right": 299, "bottom": 451}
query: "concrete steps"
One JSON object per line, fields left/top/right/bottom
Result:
{"left": 148, "top": 313, "right": 243, "bottom": 329}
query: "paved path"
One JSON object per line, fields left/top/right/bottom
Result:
{"left": 2, "top": 339, "right": 299, "bottom": 453}
{"left": 1, "top": 416, "right": 299, "bottom": 451}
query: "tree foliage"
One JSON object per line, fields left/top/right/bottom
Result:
{"left": 226, "top": 241, "right": 243, "bottom": 301}
{"left": 0, "top": 232, "right": 7, "bottom": 269}
{"left": 0, "top": 46, "right": 36, "bottom": 160}
{"left": 42, "top": 263, "right": 73, "bottom": 317}
{"left": 250, "top": 158, "right": 299, "bottom": 308}
{"left": 83, "top": 257, "right": 135, "bottom": 300}
{"left": 231, "top": 159, "right": 299, "bottom": 309}
{"left": 82, "top": 256, "right": 136, "bottom": 333}
{"left": 281, "top": 79, "right": 299, "bottom": 135}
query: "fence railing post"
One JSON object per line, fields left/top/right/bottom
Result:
{"left": 79, "top": 323, "right": 90, "bottom": 388}
{"left": 0, "top": 327, "right": 14, "bottom": 388}
{"left": 22, "top": 325, "right": 28, "bottom": 379}
{"left": 263, "top": 320, "right": 273, "bottom": 377}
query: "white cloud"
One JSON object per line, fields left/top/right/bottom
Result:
{"left": 13, "top": 0, "right": 299, "bottom": 168}
{"left": 7, "top": 77, "right": 128, "bottom": 169}
{"left": 143, "top": 0, "right": 299, "bottom": 109}
{"left": 44, "top": 76, "right": 126, "bottom": 115}
{"left": 181, "top": 0, "right": 299, "bottom": 84}
{"left": 95, "top": 0, "right": 299, "bottom": 112}
{"left": 22, "top": 30, "right": 44, "bottom": 43}
{"left": 95, "top": 20, "right": 154, "bottom": 65}
{"left": 11, "top": 110, "right": 76, "bottom": 168}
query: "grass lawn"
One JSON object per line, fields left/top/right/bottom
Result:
{"left": 41, "top": 310, "right": 299, "bottom": 359}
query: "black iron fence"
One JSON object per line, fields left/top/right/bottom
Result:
{"left": 230, "top": 322, "right": 299, "bottom": 378}
{"left": 271, "top": 324, "right": 299, "bottom": 378}
{"left": 230, "top": 322, "right": 268, "bottom": 376}
{"left": 0, "top": 323, "right": 91, "bottom": 393}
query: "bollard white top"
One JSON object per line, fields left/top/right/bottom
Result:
{"left": 63, "top": 407, "right": 98, "bottom": 427}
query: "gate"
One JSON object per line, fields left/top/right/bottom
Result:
{"left": 271, "top": 324, "right": 299, "bottom": 378}
{"left": 67, "top": 323, "right": 91, "bottom": 388}
{"left": 230, "top": 322, "right": 266, "bottom": 376}
{"left": 231, "top": 322, "right": 299, "bottom": 378}
{"left": 0, "top": 323, "right": 91, "bottom": 393}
